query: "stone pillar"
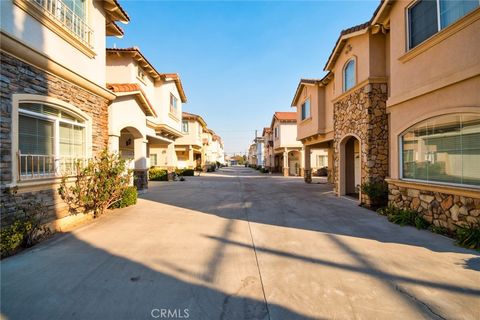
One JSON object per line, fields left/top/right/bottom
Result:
{"left": 283, "top": 149, "right": 289, "bottom": 176}
{"left": 133, "top": 139, "right": 148, "bottom": 193}
{"left": 108, "top": 135, "right": 120, "bottom": 154}
{"left": 327, "top": 146, "right": 334, "bottom": 183}
{"left": 303, "top": 145, "right": 312, "bottom": 183}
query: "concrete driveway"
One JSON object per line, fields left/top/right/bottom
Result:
{"left": 1, "top": 166, "right": 479, "bottom": 320}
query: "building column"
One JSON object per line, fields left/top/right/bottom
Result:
{"left": 283, "top": 148, "right": 289, "bottom": 176}
{"left": 108, "top": 135, "right": 120, "bottom": 154}
{"left": 133, "top": 138, "right": 148, "bottom": 193}
{"left": 188, "top": 146, "right": 194, "bottom": 168}
{"left": 303, "top": 145, "right": 312, "bottom": 183}
{"left": 166, "top": 143, "right": 176, "bottom": 169}
{"left": 327, "top": 146, "right": 334, "bottom": 183}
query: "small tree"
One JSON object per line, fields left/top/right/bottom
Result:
{"left": 58, "top": 149, "right": 131, "bottom": 217}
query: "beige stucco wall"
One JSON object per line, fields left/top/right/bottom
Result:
{"left": 152, "top": 80, "right": 182, "bottom": 132}
{"left": 331, "top": 32, "right": 387, "bottom": 101}
{"left": 175, "top": 120, "right": 203, "bottom": 147}
{"left": 386, "top": 4, "right": 480, "bottom": 181}
{"left": 273, "top": 121, "right": 302, "bottom": 149}
{"left": 387, "top": 4, "right": 480, "bottom": 102}
{"left": 1, "top": 0, "right": 108, "bottom": 86}
{"left": 296, "top": 85, "right": 320, "bottom": 140}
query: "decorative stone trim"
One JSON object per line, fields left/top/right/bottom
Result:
{"left": 0, "top": 52, "right": 109, "bottom": 226}
{"left": 333, "top": 82, "right": 389, "bottom": 205}
{"left": 387, "top": 180, "right": 480, "bottom": 231}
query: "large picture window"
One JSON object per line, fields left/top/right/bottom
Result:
{"left": 408, "top": 0, "right": 479, "bottom": 49}
{"left": 18, "top": 102, "right": 87, "bottom": 179}
{"left": 401, "top": 113, "right": 480, "bottom": 186}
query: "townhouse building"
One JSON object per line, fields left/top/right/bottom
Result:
{"left": 262, "top": 127, "right": 274, "bottom": 172}
{"left": 375, "top": 0, "right": 479, "bottom": 230}
{"left": 1, "top": 0, "right": 129, "bottom": 227}
{"left": 175, "top": 112, "right": 207, "bottom": 169}
{"left": 106, "top": 47, "right": 187, "bottom": 192}
{"left": 291, "top": 0, "right": 479, "bottom": 230}
{"left": 270, "top": 112, "right": 303, "bottom": 176}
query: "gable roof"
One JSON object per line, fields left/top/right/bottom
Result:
{"left": 324, "top": 21, "right": 370, "bottom": 71}
{"left": 290, "top": 72, "right": 333, "bottom": 107}
{"left": 182, "top": 111, "right": 207, "bottom": 128}
{"left": 262, "top": 127, "right": 272, "bottom": 136}
{"left": 107, "top": 83, "right": 157, "bottom": 117}
{"left": 106, "top": 47, "right": 187, "bottom": 102}
{"left": 270, "top": 112, "right": 297, "bottom": 128}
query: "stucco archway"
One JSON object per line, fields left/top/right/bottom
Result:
{"left": 118, "top": 126, "right": 148, "bottom": 192}
{"left": 339, "top": 134, "right": 361, "bottom": 199}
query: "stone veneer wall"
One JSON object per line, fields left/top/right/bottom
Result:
{"left": 0, "top": 52, "right": 109, "bottom": 224}
{"left": 388, "top": 181, "right": 480, "bottom": 231}
{"left": 333, "top": 83, "right": 388, "bottom": 205}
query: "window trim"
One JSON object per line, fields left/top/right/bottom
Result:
{"left": 301, "top": 97, "right": 311, "bottom": 121}
{"left": 342, "top": 58, "right": 356, "bottom": 93}
{"left": 182, "top": 120, "right": 189, "bottom": 133}
{"left": 11, "top": 94, "right": 92, "bottom": 186}
{"left": 398, "top": 112, "right": 480, "bottom": 189}
{"left": 406, "top": 0, "right": 480, "bottom": 51}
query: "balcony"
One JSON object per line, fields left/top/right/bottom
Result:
{"left": 14, "top": 0, "right": 94, "bottom": 55}
{"left": 18, "top": 153, "right": 87, "bottom": 181}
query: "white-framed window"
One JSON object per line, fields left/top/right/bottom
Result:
{"left": 301, "top": 98, "right": 311, "bottom": 120}
{"left": 182, "top": 120, "right": 189, "bottom": 133}
{"left": 12, "top": 95, "right": 92, "bottom": 183}
{"left": 316, "top": 155, "right": 328, "bottom": 168}
{"left": 343, "top": 59, "right": 356, "bottom": 92}
{"left": 170, "top": 94, "right": 178, "bottom": 114}
{"left": 400, "top": 113, "right": 480, "bottom": 187}
{"left": 150, "top": 154, "right": 157, "bottom": 166}
{"left": 274, "top": 127, "right": 279, "bottom": 139}
{"left": 407, "top": 0, "right": 479, "bottom": 50}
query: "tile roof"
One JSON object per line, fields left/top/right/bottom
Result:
{"left": 182, "top": 112, "right": 208, "bottom": 128}
{"left": 107, "top": 83, "right": 157, "bottom": 117}
{"left": 275, "top": 112, "right": 297, "bottom": 121}
{"left": 106, "top": 47, "right": 187, "bottom": 102}
{"left": 290, "top": 73, "right": 333, "bottom": 107}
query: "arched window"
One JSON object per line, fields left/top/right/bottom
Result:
{"left": 17, "top": 101, "right": 89, "bottom": 179}
{"left": 401, "top": 113, "right": 480, "bottom": 187}
{"left": 343, "top": 59, "right": 356, "bottom": 92}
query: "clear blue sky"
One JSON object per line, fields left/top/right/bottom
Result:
{"left": 107, "top": 0, "right": 380, "bottom": 155}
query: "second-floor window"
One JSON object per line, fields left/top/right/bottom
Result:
{"left": 343, "top": 59, "right": 356, "bottom": 92}
{"left": 182, "top": 120, "right": 189, "bottom": 133}
{"left": 301, "top": 98, "right": 310, "bottom": 120}
{"left": 408, "top": 0, "right": 479, "bottom": 49}
{"left": 274, "top": 127, "right": 279, "bottom": 139}
{"left": 170, "top": 94, "right": 178, "bottom": 114}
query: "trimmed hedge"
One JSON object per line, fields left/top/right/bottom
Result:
{"left": 149, "top": 168, "right": 168, "bottom": 181}
{"left": 175, "top": 168, "right": 194, "bottom": 176}
{"left": 110, "top": 186, "right": 137, "bottom": 209}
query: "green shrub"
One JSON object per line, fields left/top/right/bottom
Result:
{"left": 430, "top": 225, "right": 449, "bottom": 235}
{"left": 58, "top": 149, "right": 131, "bottom": 217}
{"left": 380, "top": 205, "right": 430, "bottom": 229}
{"left": 361, "top": 180, "right": 388, "bottom": 208}
{"left": 1, "top": 193, "right": 51, "bottom": 258}
{"left": 175, "top": 168, "right": 194, "bottom": 176}
{"left": 456, "top": 223, "right": 480, "bottom": 251}
{"left": 149, "top": 168, "right": 168, "bottom": 181}
{"left": 110, "top": 186, "right": 137, "bottom": 209}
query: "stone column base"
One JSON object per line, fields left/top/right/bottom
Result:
{"left": 283, "top": 167, "right": 289, "bottom": 176}
{"left": 304, "top": 169, "right": 312, "bottom": 183}
{"left": 134, "top": 169, "right": 148, "bottom": 192}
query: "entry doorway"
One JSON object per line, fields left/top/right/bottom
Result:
{"left": 340, "top": 135, "right": 361, "bottom": 199}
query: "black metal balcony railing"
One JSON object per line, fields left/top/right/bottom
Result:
{"left": 30, "top": 0, "right": 94, "bottom": 48}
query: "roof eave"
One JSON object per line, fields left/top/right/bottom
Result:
{"left": 324, "top": 28, "right": 369, "bottom": 71}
